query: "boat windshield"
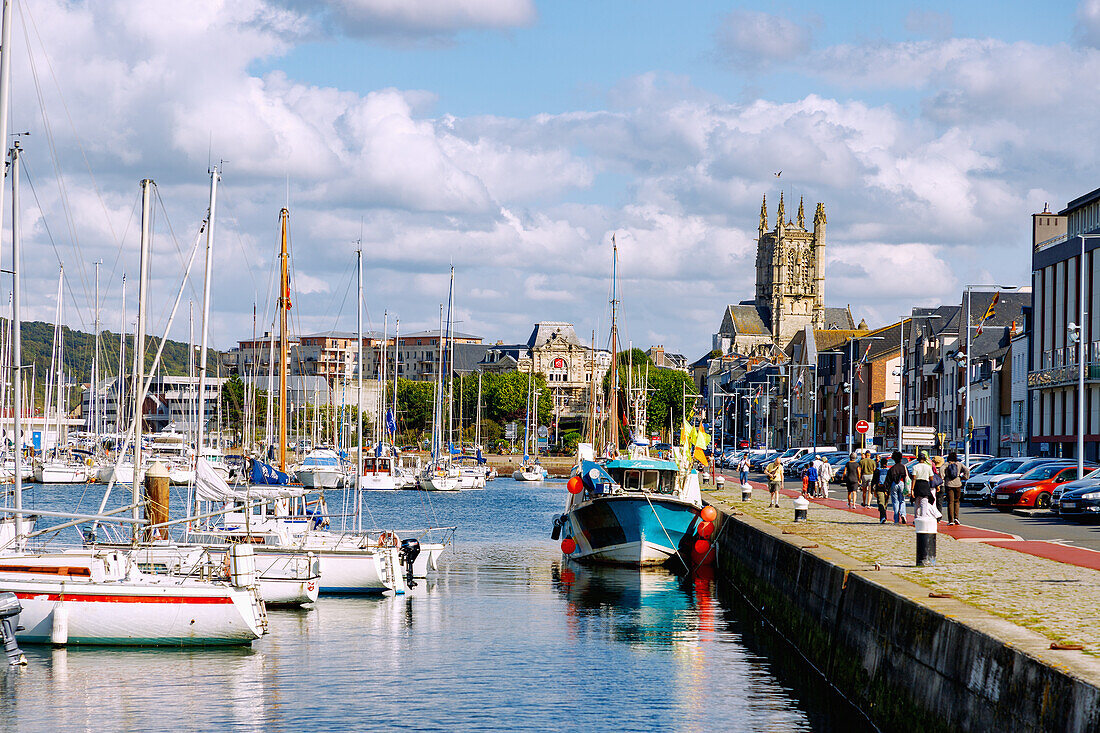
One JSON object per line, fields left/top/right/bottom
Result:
{"left": 608, "top": 467, "right": 675, "bottom": 494}
{"left": 303, "top": 454, "right": 341, "bottom": 468}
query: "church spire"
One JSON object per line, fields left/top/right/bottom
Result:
{"left": 797, "top": 196, "right": 805, "bottom": 229}
{"left": 759, "top": 194, "right": 768, "bottom": 233}
{"left": 776, "top": 192, "right": 785, "bottom": 228}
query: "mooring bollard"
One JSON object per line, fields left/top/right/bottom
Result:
{"left": 741, "top": 482, "right": 752, "bottom": 502}
{"left": 715, "top": 475, "right": 725, "bottom": 491}
{"left": 915, "top": 515, "right": 937, "bottom": 566}
{"left": 793, "top": 495, "right": 809, "bottom": 522}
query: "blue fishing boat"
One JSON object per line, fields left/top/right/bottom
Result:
{"left": 552, "top": 235, "right": 704, "bottom": 568}
{"left": 555, "top": 452, "right": 702, "bottom": 567}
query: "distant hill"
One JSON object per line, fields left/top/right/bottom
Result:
{"left": 9, "top": 320, "right": 219, "bottom": 408}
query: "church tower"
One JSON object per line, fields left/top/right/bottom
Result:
{"left": 754, "top": 192, "right": 827, "bottom": 348}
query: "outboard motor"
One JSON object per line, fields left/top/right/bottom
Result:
{"left": 0, "top": 592, "right": 27, "bottom": 667}
{"left": 399, "top": 538, "right": 421, "bottom": 589}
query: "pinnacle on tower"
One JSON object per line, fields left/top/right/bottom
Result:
{"left": 776, "top": 192, "right": 785, "bottom": 227}
{"left": 797, "top": 196, "right": 805, "bottom": 229}
{"left": 814, "top": 202, "right": 826, "bottom": 225}
{"left": 759, "top": 194, "right": 768, "bottom": 232}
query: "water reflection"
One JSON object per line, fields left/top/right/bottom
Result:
{"left": 0, "top": 483, "right": 874, "bottom": 733}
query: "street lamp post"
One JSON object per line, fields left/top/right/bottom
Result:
{"left": 963, "top": 285, "right": 1018, "bottom": 468}
{"left": 816, "top": 350, "right": 844, "bottom": 452}
{"left": 1071, "top": 234, "right": 1100, "bottom": 475}
{"left": 846, "top": 336, "right": 884, "bottom": 453}
{"left": 897, "top": 313, "right": 941, "bottom": 451}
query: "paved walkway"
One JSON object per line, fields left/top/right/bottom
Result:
{"left": 707, "top": 474, "right": 1100, "bottom": 653}
{"left": 715, "top": 473, "right": 1100, "bottom": 571}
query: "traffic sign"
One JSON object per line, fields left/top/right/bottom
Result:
{"left": 855, "top": 420, "right": 870, "bottom": 434}
{"left": 537, "top": 425, "right": 549, "bottom": 439}
{"left": 901, "top": 425, "right": 936, "bottom": 446}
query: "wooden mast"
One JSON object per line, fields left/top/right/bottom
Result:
{"left": 277, "top": 208, "right": 290, "bottom": 472}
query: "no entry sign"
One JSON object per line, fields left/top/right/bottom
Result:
{"left": 855, "top": 420, "right": 870, "bottom": 434}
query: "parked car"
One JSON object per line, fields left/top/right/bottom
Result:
{"left": 749, "top": 451, "right": 782, "bottom": 472}
{"left": 1052, "top": 469, "right": 1100, "bottom": 513}
{"left": 990, "top": 463, "right": 1083, "bottom": 510}
{"left": 962, "top": 457, "right": 1063, "bottom": 504}
{"left": 1055, "top": 478, "right": 1100, "bottom": 519}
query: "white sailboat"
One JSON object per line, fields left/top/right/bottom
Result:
{"left": 513, "top": 365, "right": 547, "bottom": 481}
{"left": 0, "top": 155, "right": 266, "bottom": 644}
{"left": 420, "top": 278, "right": 461, "bottom": 492}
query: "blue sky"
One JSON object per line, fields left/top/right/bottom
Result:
{"left": 8, "top": 0, "right": 1100, "bottom": 358}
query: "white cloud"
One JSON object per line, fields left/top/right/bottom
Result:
{"left": 286, "top": 0, "right": 536, "bottom": 38}
{"left": 715, "top": 10, "right": 814, "bottom": 69}
{"left": 1077, "top": 0, "right": 1100, "bottom": 47}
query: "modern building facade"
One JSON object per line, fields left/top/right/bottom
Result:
{"left": 1029, "top": 191, "right": 1100, "bottom": 460}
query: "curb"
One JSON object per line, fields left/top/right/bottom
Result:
{"left": 1011, "top": 508, "right": 1053, "bottom": 518}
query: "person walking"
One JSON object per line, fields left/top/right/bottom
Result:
{"left": 886, "top": 451, "right": 909, "bottom": 524}
{"left": 859, "top": 450, "right": 876, "bottom": 506}
{"left": 805, "top": 459, "right": 819, "bottom": 500}
{"left": 910, "top": 452, "right": 939, "bottom": 519}
{"left": 817, "top": 455, "right": 833, "bottom": 498}
{"left": 942, "top": 451, "right": 968, "bottom": 525}
{"left": 764, "top": 456, "right": 783, "bottom": 508}
{"left": 844, "top": 452, "right": 862, "bottom": 509}
{"left": 870, "top": 455, "right": 890, "bottom": 523}
{"left": 738, "top": 454, "right": 750, "bottom": 488}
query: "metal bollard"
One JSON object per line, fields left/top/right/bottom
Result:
{"left": 715, "top": 475, "right": 725, "bottom": 491}
{"left": 741, "top": 483, "right": 752, "bottom": 502}
{"left": 914, "top": 516, "right": 937, "bottom": 566}
{"left": 793, "top": 495, "right": 809, "bottom": 522}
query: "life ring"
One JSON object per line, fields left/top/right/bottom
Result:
{"left": 377, "top": 532, "right": 398, "bottom": 548}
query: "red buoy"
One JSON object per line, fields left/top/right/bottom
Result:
{"left": 693, "top": 538, "right": 710, "bottom": 555}
{"left": 561, "top": 538, "right": 577, "bottom": 554}
{"left": 700, "top": 505, "right": 717, "bottom": 523}
{"left": 567, "top": 476, "right": 584, "bottom": 494}
{"left": 698, "top": 521, "right": 714, "bottom": 539}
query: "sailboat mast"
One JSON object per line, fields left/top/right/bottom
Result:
{"left": 434, "top": 304, "right": 444, "bottom": 460}
{"left": 118, "top": 274, "right": 126, "bottom": 434}
{"left": 445, "top": 267, "right": 454, "bottom": 453}
{"left": 92, "top": 260, "right": 100, "bottom": 449}
{"left": 9, "top": 140, "right": 22, "bottom": 535}
{"left": 355, "top": 246, "right": 363, "bottom": 533}
{"left": 392, "top": 318, "right": 399, "bottom": 444}
{"left": 476, "top": 371, "right": 482, "bottom": 449}
{"left": 607, "top": 234, "right": 619, "bottom": 453}
{"left": 277, "top": 207, "right": 289, "bottom": 472}
{"left": 195, "top": 164, "right": 218, "bottom": 516}
{"left": 133, "top": 179, "right": 154, "bottom": 535}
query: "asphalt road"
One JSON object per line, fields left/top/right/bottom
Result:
{"left": 721, "top": 471, "right": 1100, "bottom": 553}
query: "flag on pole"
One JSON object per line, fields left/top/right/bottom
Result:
{"left": 975, "top": 292, "right": 999, "bottom": 336}
{"left": 385, "top": 408, "right": 397, "bottom": 435}
{"left": 793, "top": 368, "right": 804, "bottom": 397}
{"left": 855, "top": 342, "right": 872, "bottom": 381}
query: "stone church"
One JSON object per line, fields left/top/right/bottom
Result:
{"left": 713, "top": 193, "right": 854, "bottom": 356}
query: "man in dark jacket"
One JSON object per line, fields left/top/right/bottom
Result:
{"left": 942, "top": 452, "right": 968, "bottom": 525}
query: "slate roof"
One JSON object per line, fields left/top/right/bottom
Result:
{"left": 725, "top": 305, "right": 770, "bottom": 336}
{"left": 452, "top": 343, "right": 491, "bottom": 374}
{"left": 526, "top": 322, "right": 584, "bottom": 348}
{"left": 822, "top": 307, "right": 856, "bottom": 330}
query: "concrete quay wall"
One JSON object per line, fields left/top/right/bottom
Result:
{"left": 711, "top": 501, "right": 1100, "bottom": 732}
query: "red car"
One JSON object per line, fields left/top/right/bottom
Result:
{"left": 990, "top": 464, "right": 1082, "bottom": 510}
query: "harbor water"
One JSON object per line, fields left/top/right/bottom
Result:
{"left": 1, "top": 479, "right": 873, "bottom": 732}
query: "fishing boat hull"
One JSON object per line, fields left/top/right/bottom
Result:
{"left": 562, "top": 495, "right": 700, "bottom": 567}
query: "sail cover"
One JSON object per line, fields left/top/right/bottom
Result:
{"left": 196, "top": 457, "right": 306, "bottom": 501}
{"left": 251, "top": 458, "right": 291, "bottom": 485}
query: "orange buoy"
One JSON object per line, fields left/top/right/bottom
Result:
{"left": 567, "top": 476, "right": 584, "bottom": 494}
{"left": 698, "top": 521, "right": 714, "bottom": 539}
{"left": 693, "top": 538, "right": 710, "bottom": 555}
{"left": 561, "top": 538, "right": 577, "bottom": 554}
{"left": 700, "top": 505, "right": 717, "bottom": 523}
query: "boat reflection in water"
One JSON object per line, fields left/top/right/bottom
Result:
{"left": 552, "top": 562, "right": 715, "bottom": 648}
